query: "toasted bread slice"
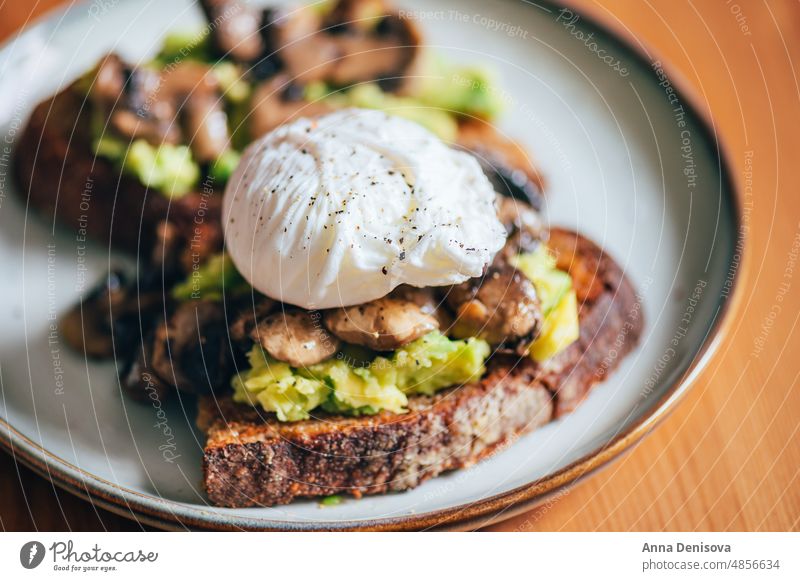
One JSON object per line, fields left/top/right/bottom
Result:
{"left": 198, "top": 228, "right": 643, "bottom": 507}
{"left": 14, "top": 86, "right": 222, "bottom": 255}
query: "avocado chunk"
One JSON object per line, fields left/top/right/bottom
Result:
{"left": 123, "top": 139, "right": 200, "bottom": 198}
{"left": 512, "top": 245, "right": 572, "bottom": 315}
{"left": 306, "top": 82, "right": 459, "bottom": 142}
{"left": 233, "top": 348, "right": 330, "bottom": 422}
{"left": 416, "top": 57, "right": 505, "bottom": 120}
{"left": 512, "top": 244, "right": 581, "bottom": 361}
{"left": 529, "top": 289, "right": 580, "bottom": 362}
{"left": 153, "top": 29, "right": 212, "bottom": 65}
{"left": 209, "top": 149, "right": 241, "bottom": 184}
{"left": 171, "top": 253, "right": 249, "bottom": 301}
{"left": 233, "top": 332, "right": 490, "bottom": 421}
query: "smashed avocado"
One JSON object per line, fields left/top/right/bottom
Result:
{"left": 209, "top": 149, "right": 241, "bottom": 183}
{"left": 511, "top": 245, "right": 572, "bottom": 316}
{"left": 172, "top": 253, "right": 250, "bottom": 301}
{"left": 91, "top": 115, "right": 201, "bottom": 197}
{"left": 233, "top": 332, "right": 490, "bottom": 421}
{"left": 415, "top": 57, "right": 505, "bottom": 120}
{"left": 306, "top": 82, "right": 459, "bottom": 142}
{"left": 530, "top": 289, "right": 580, "bottom": 361}
{"left": 306, "top": 55, "right": 504, "bottom": 137}
{"left": 152, "top": 29, "right": 212, "bottom": 66}
{"left": 512, "top": 245, "right": 580, "bottom": 361}
{"left": 123, "top": 140, "right": 200, "bottom": 197}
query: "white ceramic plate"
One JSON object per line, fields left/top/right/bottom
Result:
{"left": 0, "top": 0, "right": 741, "bottom": 530}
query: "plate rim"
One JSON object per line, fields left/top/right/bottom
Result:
{"left": 0, "top": 0, "right": 747, "bottom": 531}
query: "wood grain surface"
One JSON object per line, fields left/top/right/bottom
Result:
{"left": 0, "top": 0, "right": 797, "bottom": 531}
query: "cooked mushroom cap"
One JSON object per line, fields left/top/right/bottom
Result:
{"left": 95, "top": 59, "right": 182, "bottom": 146}
{"left": 91, "top": 54, "right": 126, "bottom": 103}
{"left": 121, "top": 334, "right": 171, "bottom": 404}
{"left": 93, "top": 56, "right": 232, "bottom": 154}
{"left": 251, "top": 310, "right": 339, "bottom": 367}
{"left": 60, "top": 270, "right": 162, "bottom": 360}
{"left": 324, "top": 297, "right": 439, "bottom": 351}
{"left": 60, "top": 273, "right": 127, "bottom": 359}
{"left": 184, "top": 91, "right": 230, "bottom": 162}
{"left": 199, "top": 0, "right": 264, "bottom": 62}
{"left": 495, "top": 194, "right": 545, "bottom": 259}
{"left": 326, "top": 29, "right": 416, "bottom": 87}
{"left": 447, "top": 264, "right": 542, "bottom": 353}
{"left": 155, "top": 61, "right": 232, "bottom": 162}
{"left": 255, "top": 1, "right": 422, "bottom": 88}
{"left": 269, "top": 6, "right": 340, "bottom": 84}
{"left": 321, "top": 1, "right": 423, "bottom": 90}
{"left": 388, "top": 285, "right": 452, "bottom": 330}
{"left": 158, "top": 61, "right": 219, "bottom": 101}
{"left": 229, "top": 296, "right": 276, "bottom": 345}
{"left": 458, "top": 120, "right": 545, "bottom": 210}
{"left": 110, "top": 105, "right": 180, "bottom": 146}
{"left": 169, "top": 194, "right": 226, "bottom": 273}
{"left": 496, "top": 194, "right": 543, "bottom": 239}
{"left": 151, "top": 300, "right": 233, "bottom": 394}
{"left": 325, "top": 0, "right": 387, "bottom": 33}
{"left": 249, "top": 75, "right": 333, "bottom": 138}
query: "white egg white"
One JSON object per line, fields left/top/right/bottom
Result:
{"left": 223, "top": 108, "right": 506, "bottom": 309}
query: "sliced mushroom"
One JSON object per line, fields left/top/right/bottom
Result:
{"left": 458, "top": 120, "right": 545, "bottom": 211}
{"left": 495, "top": 194, "right": 546, "bottom": 260}
{"left": 60, "top": 270, "right": 161, "bottom": 359}
{"left": 325, "top": 0, "right": 387, "bottom": 34}
{"left": 266, "top": 6, "right": 340, "bottom": 84}
{"left": 109, "top": 105, "right": 180, "bottom": 146}
{"left": 326, "top": 11, "right": 422, "bottom": 89}
{"left": 133, "top": 219, "right": 188, "bottom": 297}
{"left": 229, "top": 297, "right": 276, "bottom": 345}
{"left": 99, "top": 61, "right": 181, "bottom": 146}
{"left": 199, "top": 0, "right": 264, "bottom": 62}
{"left": 90, "top": 53, "right": 126, "bottom": 103}
{"left": 159, "top": 61, "right": 218, "bottom": 97}
{"left": 149, "top": 221, "right": 183, "bottom": 282}
{"left": 183, "top": 91, "right": 230, "bottom": 162}
{"left": 153, "top": 61, "right": 232, "bottom": 161}
{"left": 251, "top": 310, "right": 339, "bottom": 367}
{"left": 121, "top": 334, "right": 172, "bottom": 404}
{"left": 447, "top": 264, "right": 542, "bottom": 354}
{"left": 248, "top": 0, "right": 422, "bottom": 88}
{"left": 324, "top": 297, "right": 439, "bottom": 351}
{"left": 496, "top": 194, "right": 542, "bottom": 238}
{"left": 96, "top": 56, "right": 231, "bottom": 152}
{"left": 169, "top": 192, "right": 226, "bottom": 273}
{"left": 388, "top": 284, "right": 452, "bottom": 330}
{"left": 150, "top": 300, "right": 233, "bottom": 394}
{"left": 249, "top": 74, "right": 333, "bottom": 137}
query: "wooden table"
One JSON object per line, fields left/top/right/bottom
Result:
{"left": 1, "top": 0, "right": 797, "bottom": 531}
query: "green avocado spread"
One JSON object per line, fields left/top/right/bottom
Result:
{"left": 232, "top": 332, "right": 490, "bottom": 421}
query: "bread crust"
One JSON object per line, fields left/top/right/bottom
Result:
{"left": 199, "top": 228, "right": 643, "bottom": 507}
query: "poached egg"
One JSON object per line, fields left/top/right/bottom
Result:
{"left": 223, "top": 108, "right": 506, "bottom": 309}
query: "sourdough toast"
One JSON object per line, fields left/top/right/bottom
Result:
{"left": 198, "top": 228, "right": 643, "bottom": 507}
